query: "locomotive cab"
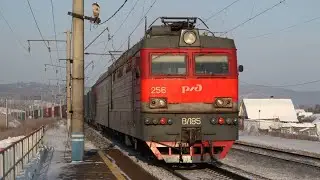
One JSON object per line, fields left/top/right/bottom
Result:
{"left": 140, "top": 17, "right": 240, "bottom": 163}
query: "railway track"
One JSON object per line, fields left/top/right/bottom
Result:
{"left": 209, "top": 163, "right": 271, "bottom": 180}
{"left": 155, "top": 160, "right": 269, "bottom": 180}
{"left": 86, "top": 123, "right": 269, "bottom": 180}
{"left": 88, "top": 123, "right": 320, "bottom": 179}
{"left": 233, "top": 141, "right": 320, "bottom": 168}
{"left": 160, "top": 141, "right": 320, "bottom": 180}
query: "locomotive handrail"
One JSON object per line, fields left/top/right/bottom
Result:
{"left": 0, "top": 126, "right": 45, "bottom": 180}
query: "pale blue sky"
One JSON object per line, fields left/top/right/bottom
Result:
{"left": 0, "top": 0, "right": 319, "bottom": 91}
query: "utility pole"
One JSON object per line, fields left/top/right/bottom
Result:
{"left": 5, "top": 99, "right": 8, "bottom": 128}
{"left": 58, "top": 83, "right": 62, "bottom": 119}
{"left": 32, "top": 103, "right": 34, "bottom": 119}
{"left": 66, "top": 30, "right": 72, "bottom": 135}
{"left": 70, "top": 0, "right": 84, "bottom": 162}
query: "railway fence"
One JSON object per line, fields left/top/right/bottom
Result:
{"left": 0, "top": 126, "right": 45, "bottom": 180}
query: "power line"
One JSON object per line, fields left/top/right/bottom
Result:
{"left": 84, "top": 0, "right": 129, "bottom": 50}
{"left": 111, "top": 0, "right": 140, "bottom": 39}
{"left": 86, "top": 0, "right": 157, "bottom": 85}
{"left": 249, "top": 0, "right": 256, "bottom": 18}
{"left": 84, "top": 26, "right": 109, "bottom": 51}
{"left": 49, "top": 0, "right": 63, "bottom": 82}
{"left": 140, "top": 0, "right": 147, "bottom": 19}
{"left": 86, "top": 0, "right": 139, "bottom": 71}
{"left": 222, "top": 0, "right": 286, "bottom": 36}
{"left": 99, "top": 0, "right": 129, "bottom": 25}
{"left": 204, "top": 0, "right": 241, "bottom": 23}
{"left": 26, "top": 0, "right": 49, "bottom": 49}
{"left": 85, "top": 0, "right": 145, "bottom": 85}
{"left": 240, "top": 79, "right": 320, "bottom": 88}
{"left": 247, "top": 16, "right": 320, "bottom": 39}
{"left": 0, "top": 8, "right": 28, "bottom": 52}
{"left": 117, "top": 0, "right": 157, "bottom": 51}
{"left": 50, "top": 0, "right": 60, "bottom": 60}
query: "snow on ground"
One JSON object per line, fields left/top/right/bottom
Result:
{"left": 85, "top": 140, "right": 97, "bottom": 150}
{"left": 239, "top": 131, "right": 320, "bottom": 154}
{"left": 86, "top": 126, "right": 181, "bottom": 180}
{"left": 221, "top": 147, "right": 320, "bottom": 180}
{"left": 43, "top": 120, "right": 103, "bottom": 180}
{"left": 8, "top": 119, "right": 21, "bottom": 128}
{"left": 0, "top": 135, "right": 25, "bottom": 149}
{"left": 42, "top": 120, "right": 69, "bottom": 180}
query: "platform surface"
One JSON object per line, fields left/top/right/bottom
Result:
{"left": 42, "top": 121, "right": 126, "bottom": 180}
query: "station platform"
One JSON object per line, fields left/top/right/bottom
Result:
{"left": 42, "top": 121, "right": 127, "bottom": 180}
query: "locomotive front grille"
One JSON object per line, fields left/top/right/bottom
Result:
{"left": 181, "top": 127, "right": 202, "bottom": 145}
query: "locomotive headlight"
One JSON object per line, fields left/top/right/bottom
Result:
{"left": 216, "top": 99, "right": 224, "bottom": 106}
{"left": 214, "top": 97, "right": 233, "bottom": 108}
{"left": 183, "top": 31, "right": 197, "bottom": 45}
{"left": 159, "top": 99, "right": 166, "bottom": 107}
{"left": 149, "top": 97, "right": 167, "bottom": 109}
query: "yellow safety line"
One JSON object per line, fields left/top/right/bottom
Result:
{"left": 98, "top": 150, "right": 126, "bottom": 180}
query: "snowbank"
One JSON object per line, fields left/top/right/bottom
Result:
{"left": 239, "top": 133, "right": 320, "bottom": 154}
{"left": 16, "top": 146, "right": 53, "bottom": 180}
{"left": 0, "top": 135, "right": 25, "bottom": 150}
{"left": 8, "top": 119, "right": 21, "bottom": 128}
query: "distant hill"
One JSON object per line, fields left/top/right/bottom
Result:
{"left": 0, "top": 82, "right": 68, "bottom": 103}
{"left": 239, "top": 85, "right": 320, "bottom": 106}
{"left": 0, "top": 82, "right": 318, "bottom": 106}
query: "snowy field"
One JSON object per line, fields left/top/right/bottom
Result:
{"left": 239, "top": 131, "right": 320, "bottom": 154}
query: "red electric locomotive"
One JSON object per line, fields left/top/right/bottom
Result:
{"left": 86, "top": 17, "right": 243, "bottom": 163}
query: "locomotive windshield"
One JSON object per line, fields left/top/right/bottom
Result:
{"left": 195, "top": 55, "right": 229, "bottom": 75}
{"left": 151, "top": 54, "right": 186, "bottom": 75}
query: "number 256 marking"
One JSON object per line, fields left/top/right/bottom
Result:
{"left": 151, "top": 87, "right": 166, "bottom": 94}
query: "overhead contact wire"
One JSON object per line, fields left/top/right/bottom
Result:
{"left": 222, "top": 0, "right": 286, "bottom": 35}
{"left": 85, "top": 0, "right": 129, "bottom": 50}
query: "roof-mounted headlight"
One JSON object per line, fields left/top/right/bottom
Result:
{"left": 183, "top": 31, "right": 197, "bottom": 45}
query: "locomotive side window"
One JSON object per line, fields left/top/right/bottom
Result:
{"left": 151, "top": 54, "right": 186, "bottom": 75}
{"left": 195, "top": 55, "right": 229, "bottom": 75}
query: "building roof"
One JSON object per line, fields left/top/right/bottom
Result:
{"left": 239, "top": 98, "right": 299, "bottom": 123}
{"left": 313, "top": 119, "right": 320, "bottom": 124}
{"left": 295, "top": 109, "right": 306, "bottom": 113}
{"left": 312, "top": 114, "right": 320, "bottom": 124}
